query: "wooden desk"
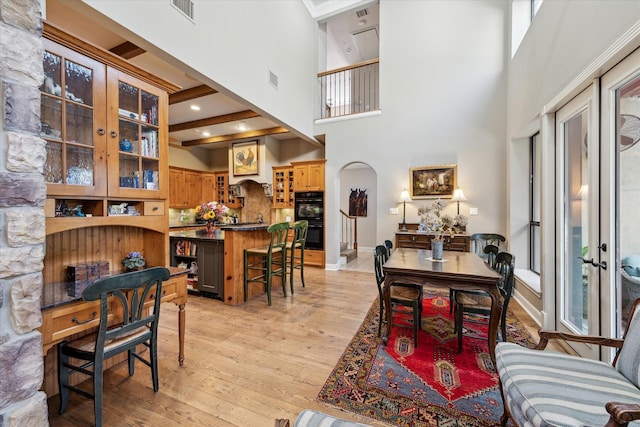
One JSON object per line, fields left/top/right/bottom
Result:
{"left": 382, "top": 248, "right": 502, "bottom": 360}
{"left": 40, "top": 267, "right": 188, "bottom": 365}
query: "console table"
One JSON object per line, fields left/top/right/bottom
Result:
{"left": 395, "top": 223, "right": 470, "bottom": 252}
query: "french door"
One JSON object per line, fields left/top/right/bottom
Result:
{"left": 555, "top": 85, "right": 601, "bottom": 360}
{"left": 601, "top": 47, "right": 640, "bottom": 343}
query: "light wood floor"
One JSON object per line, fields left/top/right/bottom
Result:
{"left": 47, "top": 265, "right": 544, "bottom": 427}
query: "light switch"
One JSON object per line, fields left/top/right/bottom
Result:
{"left": 469, "top": 207, "right": 478, "bottom": 215}
{"left": 390, "top": 208, "right": 399, "bottom": 215}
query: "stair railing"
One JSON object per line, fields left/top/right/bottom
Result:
{"left": 340, "top": 209, "right": 358, "bottom": 257}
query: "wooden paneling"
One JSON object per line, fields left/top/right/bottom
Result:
{"left": 223, "top": 228, "right": 271, "bottom": 305}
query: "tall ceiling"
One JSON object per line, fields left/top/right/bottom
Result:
{"left": 44, "top": 0, "right": 378, "bottom": 149}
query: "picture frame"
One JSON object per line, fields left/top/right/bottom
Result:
{"left": 232, "top": 140, "right": 259, "bottom": 176}
{"left": 409, "top": 164, "right": 457, "bottom": 199}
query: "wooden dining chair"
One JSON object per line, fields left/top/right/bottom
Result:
{"left": 470, "top": 233, "right": 506, "bottom": 258}
{"left": 374, "top": 244, "right": 423, "bottom": 346}
{"left": 453, "top": 251, "right": 515, "bottom": 353}
{"left": 57, "top": 267, "right": 170, "bottom": 427}
{"left": 450, "top": 244, "right": 500, "bottom": 313}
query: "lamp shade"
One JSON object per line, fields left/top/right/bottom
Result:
{"left": 399, "top": 190, "right": 412, "bottom": 203}
{"left": 451, "top": 188, "right": 467, "bottom": 202}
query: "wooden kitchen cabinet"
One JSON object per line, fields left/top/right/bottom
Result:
{"left": 169, "top": 167, "right": 202, "bottom": 208}
{"left": 214, "top": 171, "right": 242, "bottom": 208}
{"left": 272, "top": 166, "right": 294, "bottom": 208}
{"left": 292, "top": 160, "right": 325, "bottom": 192}
{"left": 201, "top": 173, "right": 216, "bottom": 204}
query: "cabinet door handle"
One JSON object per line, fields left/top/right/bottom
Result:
{"left": 110, "top": 130, "right": 118, "bottom": 138}
{"left": 71, "top": 311, "right": 97, "bottom": 325}
{"left": 97, "top": 128, "right": 105, "bottom": 136}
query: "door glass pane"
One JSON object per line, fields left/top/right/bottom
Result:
{"left": 119, "top": 81, "right": 139, "bottom": 118}
{"left": 141, "top": 126, "right": 158, "bottom": 158}
{"left": 617, "top": 75, "right": 640, "bottom": 331}
{"left": 41, "top": 97, "right": 62, "bottom": 140}
{"left": 141, "top": 91, "right": 158, "bottom": 125}
{"left": 45, "top": 142, "right": 63, "bottom": 184}
{"left": 65, "top": 60, "right": 92, "bottom": 106}
{"left": 66, "top": 104, "right": 93, "bottom": 146}
{"left": 563, "top": 109, "right": 589, "bottom": 334}
{"left": 66, "top": 145, "right": 94, "bottom": 186}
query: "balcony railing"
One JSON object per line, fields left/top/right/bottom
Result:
{"left": 317, "top": 59, "right": 379, "bottom": 119}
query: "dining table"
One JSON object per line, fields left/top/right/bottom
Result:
{"left": 382, "top": 247, "right": 504, "bottom": 361}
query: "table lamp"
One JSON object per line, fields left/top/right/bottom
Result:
{"left": 451, "top": 188, "right": 467, "bottom": 215}
{"left": 399, "top": 189, "right": 412, "bottom": 231}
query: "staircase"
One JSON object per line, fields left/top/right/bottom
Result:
{"left": 340, "top": 241, "right": 357, "bottom": 263}
{"left": 340, "top": 209, "right": 358, "bottom": 264}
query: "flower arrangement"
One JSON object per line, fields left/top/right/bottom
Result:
{"left": 122, "top": 251, "right": 145, "bottom": 270}
{"left": 195, "top": 201, "right": 230, "bottom": 224}
{"left": 417, "top": 199, "right": 468, "bottom": 240}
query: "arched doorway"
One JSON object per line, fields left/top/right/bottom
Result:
{"left": 338, "top": 162, "right": 377, "bottom": 271}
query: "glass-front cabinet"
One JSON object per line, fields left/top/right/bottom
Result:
{"left": 107, "top": 69, "right": 167, "bottom": 199}
{"left": 41, "top": 40, "right": 107, "bottom": 197}
{"left": 41, "top": 39, "right": 168, "bottom": 204}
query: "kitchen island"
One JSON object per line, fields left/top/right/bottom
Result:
{"left": 169, "top": 223, "right": 274, "bottom": 305}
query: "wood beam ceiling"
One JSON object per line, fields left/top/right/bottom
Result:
{"left": 169, "top": 85, "right": 218, "bottom": 105}
{"left": 169, "top": 110, "right": 260, "bottom": 133}
{"left": 182, "top": 127, "right": 289, "bottom": 147}
{"left": 109, "top": 41, "right": 146, "bottom": 59}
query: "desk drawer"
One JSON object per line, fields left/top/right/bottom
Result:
{"left": 445, "top": 236, "right": 469, "bottom": 252}
{"left": 143, "top": 280, "right": 177, "bottom": 307}
{"left": 144, "top": 201, "right": 165, "bottom": 216}
{"left": 49, "top": 300, "right": 114, "bottom": 343}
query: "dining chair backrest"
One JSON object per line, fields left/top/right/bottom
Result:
{"left": 470, "top": 233, "right": 506, "bottom": 256}
{"left": 374, "top": 244, "right": 389, "bottom": 289}
{"left": 384, "top": 240, "right": 393, "bottom": 256}
{"left": 494, "top": 251, "right": 515, "bottom": 300}
{"left": 484, "top": 244, "right": 500, "bottom": 268}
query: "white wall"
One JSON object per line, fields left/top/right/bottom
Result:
{"left": 318, "top": 0, "right": 510, "bottom": 265}
{"left": 78, "top": 0, "right": 318, "bottom": 142}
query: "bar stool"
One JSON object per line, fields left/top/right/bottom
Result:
{"left": 286, "top": 220, "right": 308, "bottom": 294}
{"left": 244, "top": 222, "right": 289, "bottom": 305}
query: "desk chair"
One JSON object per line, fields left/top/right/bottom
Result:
{"left": 244, "top": 222, "right": 289, "bottom": 305}
{"left": 57, "top": 267, "right": 170, "bottom": 427}
{"left": 453, "top": 251, "right": 515, "bottom": 353}
{"left": 374, "top": 244, "right": 423, "bottom": 346}
{"left": 286, "top": 220, "right": 308, "bottom": 294}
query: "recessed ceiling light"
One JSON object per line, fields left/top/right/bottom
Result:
{"left": 359, "top": 19, "right": 367, "bottom": 26}
{"left": 190, "top": 105, "right": 200, "bottom": 111}
{"left": 202, "top": 131, "right": 210, "bottom": 137}
{"left": 237, "top": 121, "right": 248, "bottom": 131}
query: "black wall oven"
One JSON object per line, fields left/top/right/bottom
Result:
{"left": 294, "top": 191, "right": 324, "bottom": 250}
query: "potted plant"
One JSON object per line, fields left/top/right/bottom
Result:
{"left": 122, "top": 251, "right": 146, "bottom": 271}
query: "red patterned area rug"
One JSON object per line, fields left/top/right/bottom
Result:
{"left": 317, "top": 290, "right": 536, "bottom": 427}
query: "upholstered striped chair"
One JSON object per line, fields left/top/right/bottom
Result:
{"left": 496, "top": 297, "right": 640, "bottom": 427}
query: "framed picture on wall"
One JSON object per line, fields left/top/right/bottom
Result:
{"left": 409, "top": 164, "right": 457, "bottom": 199}
{"left": 232, "top": 140, "right": 259, "bottom": 176}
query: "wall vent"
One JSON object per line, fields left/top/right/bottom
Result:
{"left": 355, "top": 8, "right": 368, "bottom": 18}
{"left": 269, "top": 70, "right": 279, "bottom": 89}
{"left": 171, "top": 0, "right": 195, "bottom": 21}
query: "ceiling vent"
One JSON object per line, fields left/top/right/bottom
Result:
{"left": 355, "top": 8, "right": 368, "bottom": 18}
{"left": 171, "top": 0, "right": 195, "bottom": 21}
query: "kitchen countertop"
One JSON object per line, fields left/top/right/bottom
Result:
{"left": 168, "top": 223, "right": 270, "bottom": 240}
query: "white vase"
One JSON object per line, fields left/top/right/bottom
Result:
{"left": 432, "top": 240, "right": 444, "bottom": 260}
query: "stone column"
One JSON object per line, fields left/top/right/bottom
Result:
{"left": 0, "top": 0, "right": 49, "bottom": 426}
